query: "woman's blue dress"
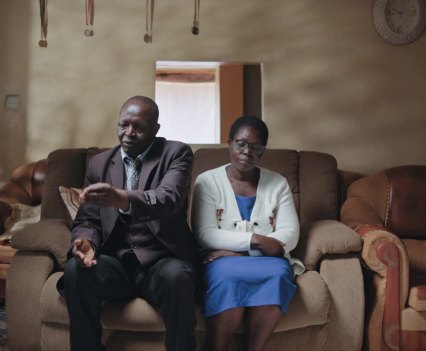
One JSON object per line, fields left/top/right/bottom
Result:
{"left": 202, "top": 195, "right": 297, "bottom": 317}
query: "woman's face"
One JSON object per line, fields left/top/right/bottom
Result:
{"left": 228, "top": 125, "right": 265, "bottom": 173}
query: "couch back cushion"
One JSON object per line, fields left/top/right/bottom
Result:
{"left": 342, "top": 165, "right": 426, "bottom": 239}
{"left": 41, "top": 148, "right": 105, "bottom": 220}
{"left": 386, "top": 166, "right": 426, "bottom": 239}
{"left": 42, "top": 147, "right": 338, "bottom": 225}
{"left": 298, "top": 151, "right": 338, "bottom": 224}
{"left": 192, "top": 148, "right": 338, "bottom": 225}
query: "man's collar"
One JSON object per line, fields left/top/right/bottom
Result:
{"left": 120, "top": 141, "right": 154, "bottom": 161}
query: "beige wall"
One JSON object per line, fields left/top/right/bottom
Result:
{"left": 1, "top": 0, "right": 426, "bottom": 180}
{"left": 0, "top": 1, "right": 30, "bottom": 180}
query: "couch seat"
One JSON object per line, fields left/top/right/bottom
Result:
{"left": 41, "top": 270, "right": 329, "bottom": 333}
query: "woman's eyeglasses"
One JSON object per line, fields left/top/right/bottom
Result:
{"left": 231, "top": 139, "right": 266, "bottom": 156}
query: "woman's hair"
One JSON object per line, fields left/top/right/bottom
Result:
{"left": 228, "top": 115, "right": 269, "bottom": 145}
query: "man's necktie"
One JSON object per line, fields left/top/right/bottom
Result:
{"left": 127, "top": 158, "right": 142, "bottom": 190}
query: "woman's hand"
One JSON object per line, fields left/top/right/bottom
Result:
{"left": 250, "top": 234, "right": 285, "bottom": 257}
{"left": 202, "top": 250, "right": 247, "bottom": 264}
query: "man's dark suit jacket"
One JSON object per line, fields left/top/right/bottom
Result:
{"left": 70, "top": 137, "right": 200, "bottom": 271}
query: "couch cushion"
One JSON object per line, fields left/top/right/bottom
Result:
{"left": 404, "top": 239, "right": 426, "bottom": 274}
{"left": 40, "top": 273, "right": 69, "bottom": 324}
{"left": 42, "top": 148, "right": 108, "bottom": 221}
{"left": 42, "top": 149, "right": 90, "bottom": 220}
{"left": 401, "top": 308, "right": 426, "bottom": 331}
{"left": 58, "top": 186, "right": 82, "bottom": 221}
{"left": 277, "top": 271, "right": 329, "bottom": 332}
{"left": 41, "top": 270, "right": 328, "bottom": 333}
{"left": 193, "top": 149, "right": 339, "bottom": 225}
{"left": 298, "top": 151, "right": 338, "bottom": 225}
{"left": 386, "top": 166, "right": 426, "bottom": 239}
{"left": 408, "top": 285, "right": 426, "bottom": 312}
{"left": 192, "top": 148, "right": 300, "bottom": 214}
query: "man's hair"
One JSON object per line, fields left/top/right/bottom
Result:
{"left": 121, "top": 96, "right": 159, "bottom": 124}
{"left": 228, "top": 115, "right": 269, "bottom": 145}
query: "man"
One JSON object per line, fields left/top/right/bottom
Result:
{"left": 58, "top": 96, "right": 200, "bottom": 351}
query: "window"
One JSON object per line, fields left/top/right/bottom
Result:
{"left": 155, "top": 61, "right": 219, "bottom": 143}
{"left": 155, "top": 61, "right": 262, "bottom": 144}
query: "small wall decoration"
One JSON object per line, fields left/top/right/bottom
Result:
{"left": 37, "top": 0, "right": 203, "bottom": 46}
{"left": 38, "top": 0, "right": 48, "bottom": 47}
{"left": 144, "top": 0, "right": 154, "bottom": 43}
{"left": 192, "top": 0, "right": 200, "bottom": 35}
{"left": 84, "top": 0, "right": 95, "bottom": 37}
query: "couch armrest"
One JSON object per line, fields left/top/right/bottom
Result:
{"left": 319, "top": 254, "right": 364, "bottom": 351}
{"left": 11, "top": 219, "right": 71, "bottom": 267}
{"left": 7, "top": 252, "right": 56, "bottom": 351}
{"left": 355, "top": 224, "right": 409, "bottom": 308}
{"left": 293, "top": 219, "right": 362, "bottom": 271}
{"left": 354, "top": 224, "right": 409, "bottom": 350}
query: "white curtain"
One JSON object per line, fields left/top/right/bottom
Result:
{"left": 155, "top": 81, "right": 218, "bottom": 144}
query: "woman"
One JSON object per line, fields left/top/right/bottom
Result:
{"left": 191, "top": 116, "right": 304, "bottom": 351}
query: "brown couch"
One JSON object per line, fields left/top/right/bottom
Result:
{"left": 341, "top": 165, "right": 426, "bottom": 351}
{"left": 0, "top": 159, "right": 47, "bottom": 300}
{"left": 6, "top": 147, "right": 365, "bottom": 351}
{"left": 0, "top": 159, "right": 47, "bottom": 235}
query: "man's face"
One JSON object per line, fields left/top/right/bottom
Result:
{"left": 117, "top": 101, "right": 160, "bottom": 157}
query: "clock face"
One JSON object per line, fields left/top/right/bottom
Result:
{"left": 385, "top": 0, "right": 421, "bottom": 33}
{"left": 373, "top": 0, "right": 426, "bottom": 45}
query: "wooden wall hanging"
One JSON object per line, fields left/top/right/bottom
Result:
{"left": 192, "top": 0, "right": 200, "bottom": 35}
{"left": 38, "top": 0, "right": 203, "bottom": 46}
{"left": 38, "top": 0, "right": 48, "bottom": 47}
{"left": 84, "top": 0, "right": 95, "bottom": 37}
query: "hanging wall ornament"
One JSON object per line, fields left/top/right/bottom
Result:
{"left": 84, "top": 0, "right": 95, "bottom": 37}
{"left": 191, "top": 0, "right": 200, "bottom": 35}
{"left": 39, "top": 0, "right": 48, "bottom": 47}
{"left": 144, "top": 0, "right": 154, "bottom": 43}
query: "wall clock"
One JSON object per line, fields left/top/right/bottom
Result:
{"left": 373, "top": 0, "right": 426, "bottom": 45}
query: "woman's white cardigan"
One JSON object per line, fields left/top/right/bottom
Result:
{"left": 191, "top": 165, "right": 305, "bottom": 275}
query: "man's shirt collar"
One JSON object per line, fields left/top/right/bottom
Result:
{"left": 120, "top": 141, "right": 154, "bottom": 163}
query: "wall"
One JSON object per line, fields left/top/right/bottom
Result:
{"left": 0, "top": 1, "right": 30, "bottom": 179}
{"left": 1, "top": 0, "right": 426, "bottom": 180}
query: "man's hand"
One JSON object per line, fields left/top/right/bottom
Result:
{"left": 72, "top": 238, "right": 97, "bottom": 267}
{"left": 79, "top": 182, "right": 130, "bottom": 210}
{"left": 250, "top": 234, "right": 285, "bottom": 257}
{"left": 202, "top": 250, "right": 247, "bottom": 264}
